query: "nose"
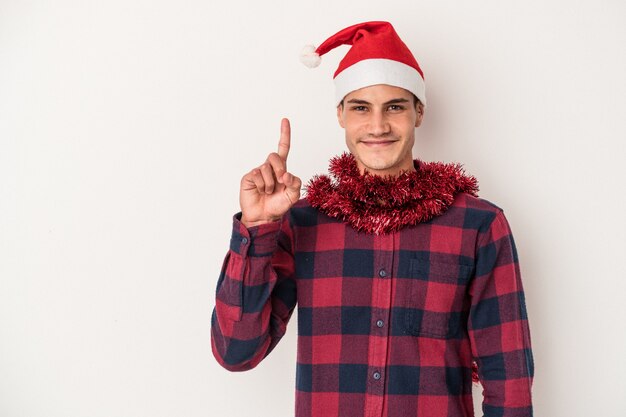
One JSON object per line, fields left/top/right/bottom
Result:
{"left": 369, "top": 109, "right": 390, "bottom": 137}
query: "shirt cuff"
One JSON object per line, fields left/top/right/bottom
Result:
{"left": 229, "top": 212, "right": 282, "bottom": 257}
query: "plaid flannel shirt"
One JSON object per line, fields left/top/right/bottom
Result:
{"left": 211, "top": 192, "right": 534, "bottom": 417}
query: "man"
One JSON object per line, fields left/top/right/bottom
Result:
{"left": 211, "top": 21, "right": 534, "bottom": 417}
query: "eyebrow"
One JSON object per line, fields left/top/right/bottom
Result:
{"left": 346, "top": 98, "right": 410, "bottom": 105}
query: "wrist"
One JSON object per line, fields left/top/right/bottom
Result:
{"left": 240, "top": 215, "right": 281, "bottom": 228}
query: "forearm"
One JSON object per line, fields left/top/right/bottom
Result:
{"left": 211, "top": 212, "right": 296, "bottom": 371}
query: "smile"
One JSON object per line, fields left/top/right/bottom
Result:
{"left": 361, "top": 141, "right": 396, "bottom": 147}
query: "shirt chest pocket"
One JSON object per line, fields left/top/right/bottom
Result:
{"left": 403, "top": 258, "right": 473, "bottom": 339}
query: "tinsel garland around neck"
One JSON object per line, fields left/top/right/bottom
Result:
{"left": 304, "top": 152, "right": 480, "bottom": 235}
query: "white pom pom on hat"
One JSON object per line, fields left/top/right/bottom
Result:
{"left": 299, "top": 44, "right": 321, "bottom": 68}
{"left": 299, "top": 21, "right": 426, "bottom": 106}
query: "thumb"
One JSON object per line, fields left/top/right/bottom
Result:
{"left": 282, "top": 172, "right": 302, "bottom": 202}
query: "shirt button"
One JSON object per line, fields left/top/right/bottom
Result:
{"left": 376, "top": 320, "right": 384, "bottom": 328}
{"left": 373, "top": 372, "right": 381, "bottom": 380}
{"left": 241, "top": 237, "right": 248, "bottom": 244}
{"left": 378, "top": 269, "right": 387, "bottom": 278}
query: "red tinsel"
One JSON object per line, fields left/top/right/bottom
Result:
{"left": 304, "top": 152, "right": 480, "bottom": 235}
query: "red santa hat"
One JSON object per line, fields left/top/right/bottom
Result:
{"left": 300, "top": 21, "right": 426, "bottom": 106}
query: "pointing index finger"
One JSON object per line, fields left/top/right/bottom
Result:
{"left": 277, "top": 118, "right": 291, "bottom": 161}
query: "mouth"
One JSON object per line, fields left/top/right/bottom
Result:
{"left": 361, "top": 140, "right": 397, "bottom": 147}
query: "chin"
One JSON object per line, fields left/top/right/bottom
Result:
{"left": 360, "top": 156, "right": 398, "bottom": 172}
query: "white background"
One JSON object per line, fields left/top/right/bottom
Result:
{"left": 1, "top": 1, "right": 625, "bottom": 416}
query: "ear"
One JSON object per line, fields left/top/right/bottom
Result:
{"left": 414, "top": 102, "right": 425, "bottom": 128}
{"left": 336, "top": 104, "right": 345, "bottom": 128}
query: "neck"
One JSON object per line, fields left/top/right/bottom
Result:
{"left": 355, "top": 160, "right": 417, "bottom": 178}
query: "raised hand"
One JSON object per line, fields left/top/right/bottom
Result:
{"left": 239, "top": 118, "right": 302, "bottom": 227}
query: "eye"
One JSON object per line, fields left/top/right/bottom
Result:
{"left": 350, "top": 105, "right": 368, "bottom": 112}
{"left": 387, "top": 104, "right": 405, "bottom": 112}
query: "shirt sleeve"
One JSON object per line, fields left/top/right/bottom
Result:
{"left": 468, "top": 209, "right": 535, "bottom": 416}
{"left": 210, "top": 211, "right": 297, "bottom": 372}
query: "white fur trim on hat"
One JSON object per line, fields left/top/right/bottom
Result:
{"left": 334, "top": 58, "right": 426, "bottom": 106}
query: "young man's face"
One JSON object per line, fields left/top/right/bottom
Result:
{"left": 337, "top": 84, "right": 424, "bottom": 177}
